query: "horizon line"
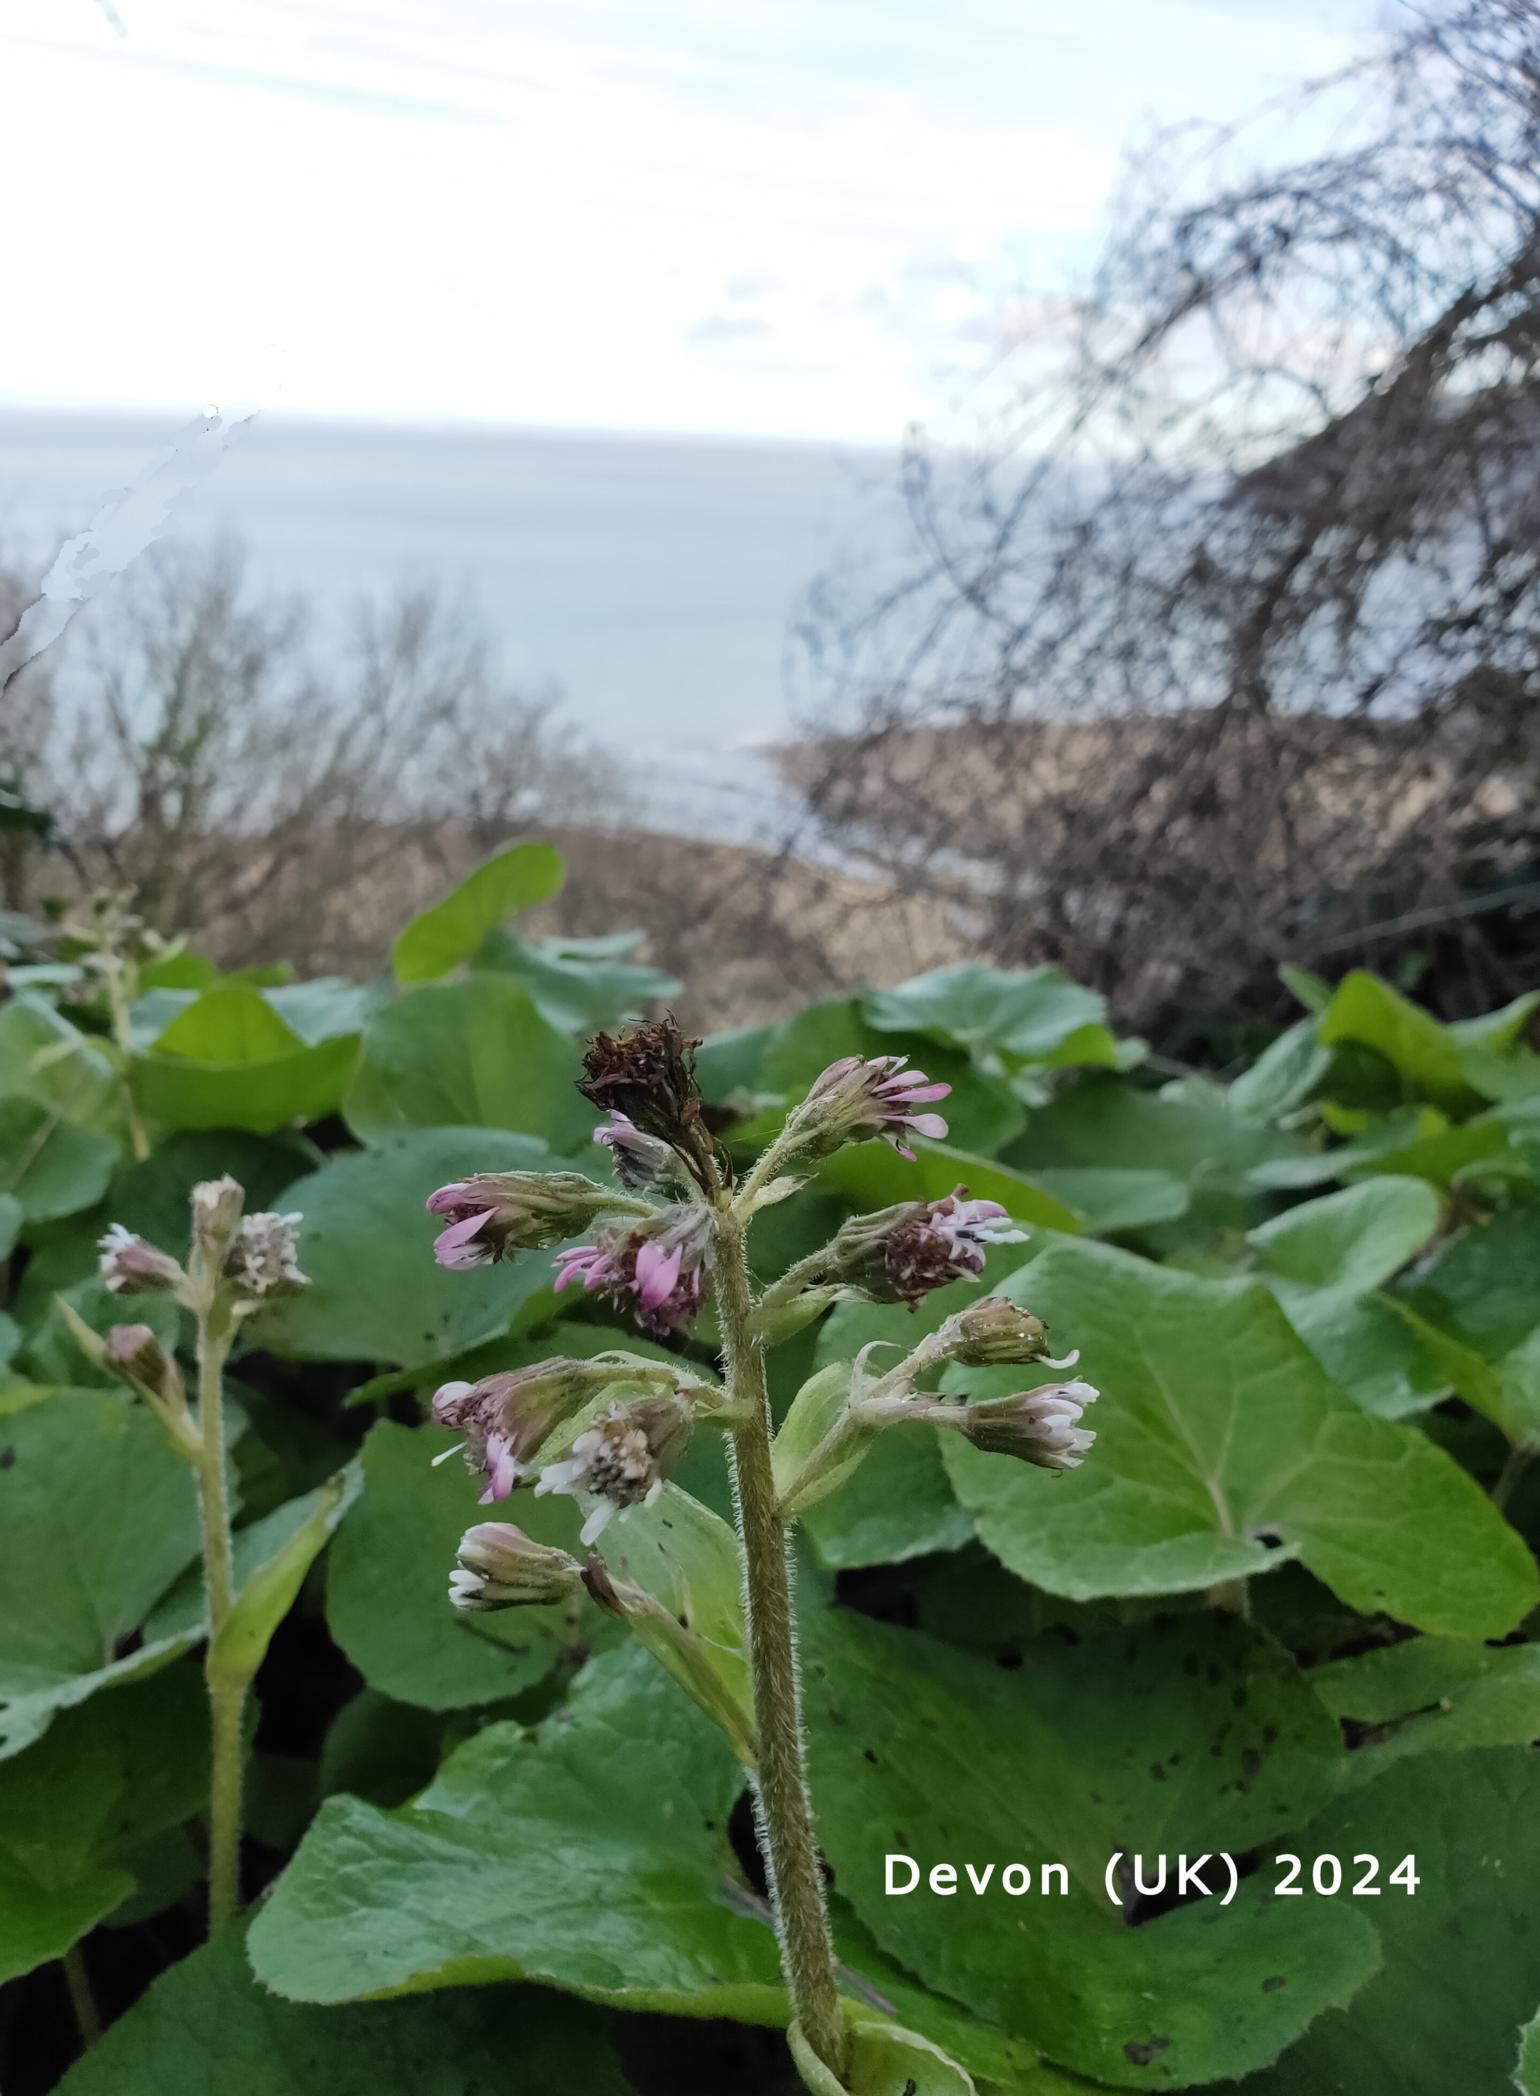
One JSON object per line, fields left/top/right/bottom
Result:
{"left": 0, "top": 398, "right": 927, "bottom": 458}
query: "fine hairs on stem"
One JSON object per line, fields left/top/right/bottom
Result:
{"left": 715, "top": 1202, "right": 848, "bottom": 2079}
{"left": 427, "top": 1021, "right": 1097, "bottom": 2092}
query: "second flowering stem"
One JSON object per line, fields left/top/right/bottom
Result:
{"left": 93, "top": 1179, "right": 312, "bottom": 1941}
{"left": 192, "top": 1295, "right": 245, "bottom": 1936}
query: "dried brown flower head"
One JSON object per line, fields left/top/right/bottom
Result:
{"left": 578, "top": 1017, "right": 721, "bottom": 1188}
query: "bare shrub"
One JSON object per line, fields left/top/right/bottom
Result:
{"left": 787, "top": 0, "right": 1540, "bottom": 1031}
{"left": 2, "top": 540, "right": 623, "bottom": 974}
{"left": 0, "top": 564, "right": 56, "bottom": 912}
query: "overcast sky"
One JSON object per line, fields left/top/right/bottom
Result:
{"left": 2, "top": 0, "right": 1385, "bottom": 442}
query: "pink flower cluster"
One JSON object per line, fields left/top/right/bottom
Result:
{"left": 432, "top": 1375, "right": 530, "bottom": 1502}
{"left": 553, "top": 1205, "right": 713, "bottom": 1339}
{"left": 425, "top": 1170, "right": 620, "bottom": 1270}
{"left": 807, "top": 1054, "right": 951, "bottom": 1159}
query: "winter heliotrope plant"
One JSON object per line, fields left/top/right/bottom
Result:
{"left": 427, "top": 1021, "right": 1097, "bottom": 2091}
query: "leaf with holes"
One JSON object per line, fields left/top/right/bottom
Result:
{"left": 1241, "top": 1751, "right": 1540, "bottom": 2094}
{"left": 802, "top": 1605, "right": 1374, "bottom": 2089}
{"left": 1308, "top": 1636, "right": 1540, "bottom": 1780}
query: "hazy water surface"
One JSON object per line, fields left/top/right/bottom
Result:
{"left": 0, "top": 412, "right": 902, "bottom": 805}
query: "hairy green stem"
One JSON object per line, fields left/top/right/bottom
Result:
{"left": 62, "top": 1942, "right": 101, "bottom": 2050}
{"left": 716, "top": 1206, "right": 848, "bottom": 2085}
{"left": 756, "top": 1249, "right": 832, "bottom": 1320}
{"left": 778, "top": 1340, "right": 942, "bottom": 1520}
{"left": 195, "top": 1302, "right": 244, "bottom": 1936}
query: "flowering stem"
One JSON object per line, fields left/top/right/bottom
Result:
{"left": 194, "top": 1300, "right": 244, "bottom": 1935}
{"left": 715, "top": 1205, "right": 848, "bottom": 2086}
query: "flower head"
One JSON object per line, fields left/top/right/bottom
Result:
{"left": 448, "top": 1522, "right": 582, "bottom": 1611}
{"left": 426, "top": 1170, "right": 627, "bottom": 1269}
{"left": 883, "top": 1190, "right": 1025, "bottom": 1301}
{"left": 593, "top": 1111, "right": 688, "bottom": 1194}
{"left": 955, "top": 1379, "right": 1098, "bottom": 1470}
{"left": 823, "top": 1189, "right": 1025, "bottom": 1306}
{"left": 98, "top": 1224, "right": 184, "bottom": 1297}
{"left": 577, "top": 1017, "right": 703, "bottom": 1151}
{"left": 937, "top": 1294, "right": 1073, "bottom": 1368}
{"left": 224, "top": 1212, "right": 308, "bottom": 1302}
{"left": 534, "top": 1393, "right": 694, "bottom": 1545}
{"left": 552, "top": 1204, "right": 713, "bottom": 1338}
{"left": 432, "top": 1362, "right": 596, "bottom": 1502}
{"left": 789, "top": 1055, "right": 951, "bottom": 1161}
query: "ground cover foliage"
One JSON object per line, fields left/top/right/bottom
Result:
{"left": 2, "top": 841, "right": 1539, "bottom": 2093}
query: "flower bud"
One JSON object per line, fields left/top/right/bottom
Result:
{"left": 224, "top": 1212, "right": 308, "bottom": 1303}
{"left": 448, "top": 1522, "right": 582, "bottom": 1611}
{"left": 426, "top": 1171, "right": 629, "bottom": 1269}
{"left": 937, "top": 1295, "right": 1064, "bottom": 1367}
{"left": 954, "top": 1380, "right": 1098, "bottom": 1470}
{"left": 535, "top": 1393, "right": 694, "bottom": 1545}
{"left": 105, "top": 1322, "right": 183, "bottom": 1409}
{"left": 98, "top": 1224, "right": 185, "bottom": 1297}
{"left": 783, "top": 1055, "right": 950, "bottom": 1162}
{"left": 190, "top": 1176, "right": 245, "bottom": 1263}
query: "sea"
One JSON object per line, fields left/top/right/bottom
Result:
{"left": 0, "top": 409, "right": 911, "bottom": 844}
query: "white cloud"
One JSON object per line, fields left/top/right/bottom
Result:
{"left": 0, "top": 0, "right": 1378, "bottom": 440}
